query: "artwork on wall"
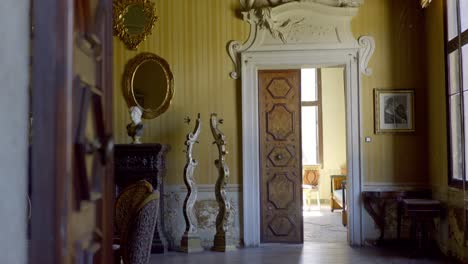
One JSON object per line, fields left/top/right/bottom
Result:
{"left": 374, "top": 89, "right": 415, "bottom": 133}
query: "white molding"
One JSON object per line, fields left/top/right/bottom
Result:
{"left": 241, "top": 49, "right": 363, "bottom": 247}
{"left": 228, "top": 1, "right": 362, "bottom": 79}
{"left": 358, "top": 36, "right": 375, "bottom": 76}
{"left": 246, "top": 0, "right": 364, "bottom": 10}
{"left": 363, "top": 182, "right": 430, "bottom": 192}
{"left": 228, "top": 0, "right": 374, "bottom": 248}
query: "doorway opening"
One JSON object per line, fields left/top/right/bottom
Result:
{"left": 300, "top": 67, "right": 348, "bottom": 244}
{"left": 257, "top": 66, "right": 349, "bottom": 244}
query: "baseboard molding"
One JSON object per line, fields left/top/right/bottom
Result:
{"left": 363, "top": 182, "right": 430, "bottom": 192}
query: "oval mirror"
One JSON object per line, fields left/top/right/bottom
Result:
{"left": 123, "top": 53, "right": 174, "bottom": 119}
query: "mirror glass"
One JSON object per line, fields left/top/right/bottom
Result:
{"left": 123, "top": 53, "right": 174, "bottom": 119}
{"left": 123, "top": 4, "right": 147, "bottom": 35}
{"left": 113, "top": 0, "right": 158, "bottom": 50}
{"left": 132, "top": 60, "right": 167, "bottom": 110}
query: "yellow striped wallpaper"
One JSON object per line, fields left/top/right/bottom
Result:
{"left": 113, "top": 0, "right": 249, "bottom": 185}
{"left": 424, "top": 1, "right": 448, "bottom": 188}
{"left": 352, "top": 0, "right": 428, "bottom": 183}
{"left": 113, "top": 0, "right": 429, "bottom": 185}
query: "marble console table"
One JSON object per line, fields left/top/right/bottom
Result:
{"left": 114, "top": 143, "right": 170, "bottom": 254}
{"left": 362, "top": 190, "right": 431, "bottom": 244}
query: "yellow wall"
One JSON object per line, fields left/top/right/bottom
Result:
{"left": 425, "top": 0, "right": 447, "bottom": 191}
{"left": 319, "top": 67, "right": 347, "bottom": 200}
{"left": 351, "top": 0, "right": 428, "bottom": 183}
{"left": 114, "top": 0, "right": 429, "bottom": 186}
{"left": 113, "top": 0, "right": 248, "bottom": 185}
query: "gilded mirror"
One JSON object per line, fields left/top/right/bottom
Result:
{"left": 113, "top": 0, "right": 158, "bottom": 50}
{"left": 123, "top": 53, "right": 174, "bottom": 119}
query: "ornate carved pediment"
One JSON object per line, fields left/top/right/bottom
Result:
{"left": 228, "top": 0, "right": 374, "bottom": 79}
{"left": 240, "top": 0, "right": 364, "bottom": 10}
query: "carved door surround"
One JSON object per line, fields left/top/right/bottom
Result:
{"left": 259, "top": 70, "right": 302, "bottom": 243}
{"left": 228, "top": 0, "right": 375, "bottom": 247}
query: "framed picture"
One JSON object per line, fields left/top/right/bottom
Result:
{"left": 374, "top": 89, "right": 415, "bottom": 133}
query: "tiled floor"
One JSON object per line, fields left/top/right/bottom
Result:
{"left": 150, "top": 242, "right": 452, "bottom": 264}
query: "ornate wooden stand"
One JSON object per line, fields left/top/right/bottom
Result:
{"left": 114, "top": 143, "right": 170, "bottom": 254}
{"left": 210, "top": 113, "right": 236, "bottom": 252}
{"left": 180, "top": 114, "right": 204, "bottom": 253}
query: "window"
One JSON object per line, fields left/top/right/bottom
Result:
{"left": 301, "top": 68, "right": 323, "bottom": 166}
{"left": 445, "top": 0, "right": 468, "bottom": 187}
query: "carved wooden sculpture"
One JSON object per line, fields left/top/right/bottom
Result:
{"left": 180, "top": 114, "right": 204, "bottom": 253}
{"left": 210, "top": 113, "right": 236, "bottom": 252}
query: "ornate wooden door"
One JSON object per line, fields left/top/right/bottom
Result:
{"left": 258, "top": 70, "right": 303, "bottom": 243}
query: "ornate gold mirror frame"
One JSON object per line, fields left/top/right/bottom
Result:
{"left": 113, "top": 0, "right": 158, "bottom": 50}
{"left": 123, "top": 52, "right": 174, "bottom": 119}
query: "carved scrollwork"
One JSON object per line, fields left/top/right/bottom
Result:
{"left": 228, "top": 0, "right": 366, "bottom": 79}
{"left": 358, "top": 35, "right": 375, "bottom": 76}
{"left": 180, "top": 114, "right": 203, "bottom": 253}
{"left": 182, "top": 114, "right": 201, "bottom": 234}
{"left": 227, "top": 9, "right": 259, "bottom": 79}
{"left": 247, "top": 0, "right": 364, "bottom": 8}
{"left": 240, "top": 0, "right": 256, "bottom": 10}
{"left": 210, "top": 113, "right": 235, "bottom": 251}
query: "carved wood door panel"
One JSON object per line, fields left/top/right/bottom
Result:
{"left": 70, "top": 0, "right": 114, "bottom": 263}
{"left": 259, "top": 70, "right": 303, "bottom": 243}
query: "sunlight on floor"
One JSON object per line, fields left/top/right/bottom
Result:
{"left": 302, "top": 209, "right": 323, "bottom": 217}
{"left": 303, "top": 204, "right": 347, "bottom": 243}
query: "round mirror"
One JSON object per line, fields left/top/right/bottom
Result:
{"left": 123, "top": 53, "right": 174, "bottom": 119}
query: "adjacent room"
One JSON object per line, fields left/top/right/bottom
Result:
{"left": 300, "top": 67, "right": 348, "bottom": 244}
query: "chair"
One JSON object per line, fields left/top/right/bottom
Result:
{"left": 114, "top": 180, "right": 160, "bottom": 264}
{"left": 302, "top": 167, "right": 320, "bottom": 210}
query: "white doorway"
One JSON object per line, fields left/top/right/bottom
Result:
{"left": 301, "top": 67, "right": 348, "bottom": 244}
{"left": 228, "top": 1, "right": 375, "bottom": 248}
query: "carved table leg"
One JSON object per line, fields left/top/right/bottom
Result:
{"left": 363, "top": 194, "right": 387, "bottom": 245}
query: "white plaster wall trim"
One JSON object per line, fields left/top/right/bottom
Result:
{"left": 247, "top": 0, "right": 364, "bottom": 9}
{"left": 240, "top": 0, "right": 255, "bottom": 10}
{"left": 228, "top": 9, "right": 260, "bottom": 79}
{"left": 363, "top": 182, "right": 430, "bottom": 192}
{"left": 228, "top": 0, "right": 361, "bottom": 79}
{"left": 358, "top": 35, "right": 375, "bottom": 76}
{"left": 229, "top": 0, "right": 375, "bottom": 248}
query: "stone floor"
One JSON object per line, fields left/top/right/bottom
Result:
{"left": 303, "top": 205, "right": 347, "bottom": 243}
{"left": 151, "top": 205, "right": 453, "bottom": 264}
{"left": 150, "top": 242, "right": 453, "bottom": 264}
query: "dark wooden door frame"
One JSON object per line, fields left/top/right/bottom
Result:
{"left": 31, "top": 0, "right": 73, "bottom": 263}
{"left": 30, "top": 0, "right": 114, "bottom": 263}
